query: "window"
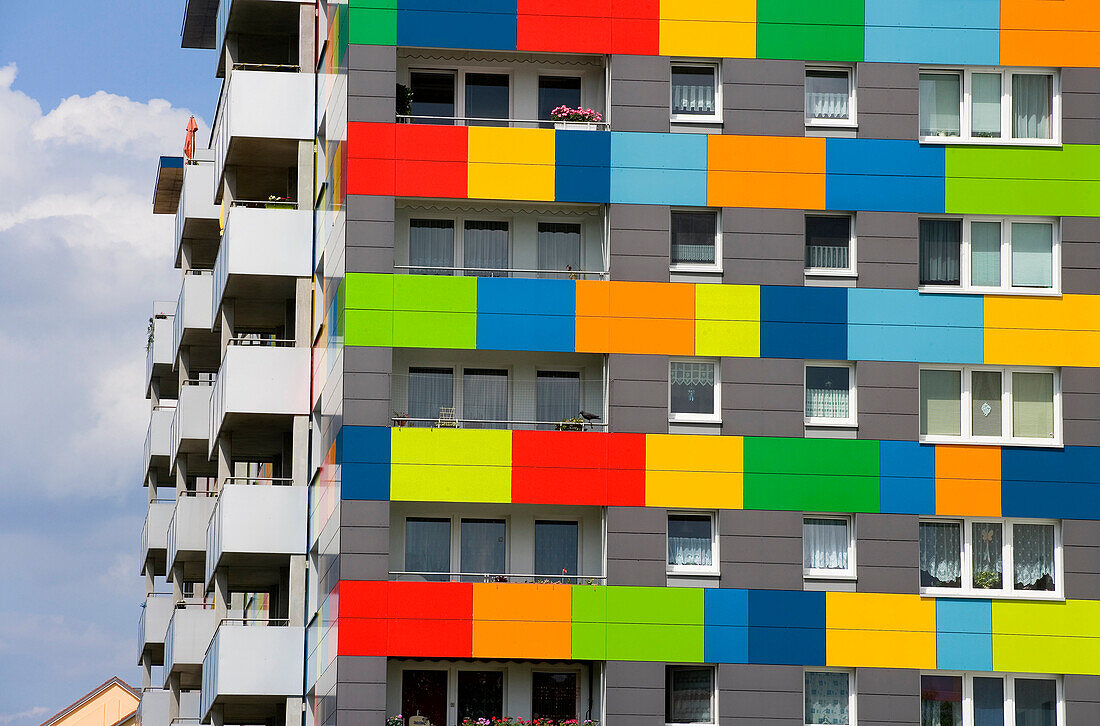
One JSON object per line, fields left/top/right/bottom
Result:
{"left": 538, "top": 222, "right": 582, "bottom": 278}
{"left": 538, "top": 75, "right": 582, "bottom": 122}
{"left": 534, "top": 520, "right": 579, "bottom": 582}
{"left": 805, "top": 215, "right": 855, "bottom": 275}
{"left": 919, "top": 68, "right": 1059, "bottom": 144}
{"left": 669, "top": 359, "right": 720, "bottom": 422}
{"left": 457, "top": 670, "right": 504, "bottom": 723}
{"left": 671, "top": 209, "right": 720, "bottom": 270}
{"left": 920, "top": 673, "right": 1062, "bottom": 726}
{"left": 805, "top": 67, "right": 855, "bottom": 126}
{"left": 666, "top": 665, "right": 716, "bottom": 725}
{"left": 803, "top": 516, "right": 855, "bottom": 579}
{"left": 671, "top": 63, "right": 720, "bottom": 122}
{"left": 462, "top": 368, "right": 508, "bottom": 429}
{"left": 532, "top": 672, "right": 579, "bottom": 721}
{"left": 919, "top": 367, "right": 1059, "bottom": 445}
{"left": 464, "top": 72, "right": 509, "bottom": 126}
{"left": 536, "top": 370, "right": 581, "bottom": 429}
{"left": 919, "top": 217, "right": 1058, "bottom": 293}
{"left": 463, "top": 220, "right": 509, "bottom": 277}
{"left": 401, "top": 669, "right": 447, "bottom": 726}
{"left": 459, "top": 518, "right": 506, "bottom": 580}
{"left": 410, "top": 71, "right": 455, "bottom": 122}
{"left": 408, "top": 366, "right": 454, "bottom": 426}
{"left": 804, "top": 363, "right": 857, "bottom": 427}
{"left": 409, "top": 70, "right": 511, "bottom": 125}
{"left": 805, "top": 670, "right": 855, "bottom": 725}
{"left": 409, "top": 219, "right": 455, "bottom": 275}
{"left": 918, "top": 518, "right": 1061, "bottom": 597}
{"left": 405, "top": 517, "right": 451, "bottom": 579}
{"left": 667, "top": 513, "right": 717, "bottom": 575}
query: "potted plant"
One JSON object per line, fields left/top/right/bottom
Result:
{"left": 397, "top": 83, "right": 413, "bottom": 120}
{"left": 265, "top": 194, "right": 295, "bottom": 210}
{"left": 550, "top": 105, "right": 603, "bottom": 130}
{"left": 556, "top": 416, "right": 585, "bottom": 432}
{"left": 392, "top": 411, "right": 409, "bottom": 427}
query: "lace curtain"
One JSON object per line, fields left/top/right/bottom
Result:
{"left": 671, "top": 211, "right": 716, "bottom": 265}
{"left": 919, "top": 219, "right": 962, "bottom": 285}
{"left": 1013, "top": 524, "right": 1055, "bottom": 590}
{"left": 409, "top": 219, "right": 454, "bottom": 274}
{"left": 668, "top": 516, "right": 712, "bottom": 567}
{"left": 920, "top": 521, "right": 962, "bottom": 587}
{"left": 971, "top": 522, "right": 1003, "bottom": 589}
{"left": 670, "top": 361, "right": 716, "bottom": 415}
{"left": 921, "top": 676, "right": 963, "bottom": 726}
{"left": 464, "top": 220, "right": 509, "bottom": 277}
{"left": 672, "top": 67, "right": 715, "bottom": 115}
{"left": 804, "top": 518, "right": 849, "bottom": 571}
{"left": 537, "top": 222, "right": 582, "bottom": 278}
{"left": 667, "top": 668, "right": 712, "bottom": 723}
{"left": 806, "top": 70, "right": 850, "bottom": 120}
{"left": 462, "top": 369, "right": 508, "bottom": 429}
{"left": 804, "top": 672, "right": 850, "bottom": 725}
{"left": 1012, "top": 74, "right": 1052, "bottom": 139}
{"left": 805, "top": 366, "right": 850, "bottom": 420}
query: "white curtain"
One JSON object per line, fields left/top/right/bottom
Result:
{"left": 667, "top": 668, "right": 712, "bottom": 724}
{"left": 1013, "top": 524, "right": 1055, "bottom": 590}
{"left": 462, "top": 369, "right": 508, "bottom": 429}
{"left": 806, "top": 367, "right": 850, "bottom": 420}
{"left": 971, "top": 370, "right": 1002, "bottom": 438}
{"left": 806, "top": 70, "right": 850, "bottom": 120}
{"left": 1012, "top": 372, "right": 1054, "bottom": 439}
{"left": 921, "top": 369, "right": 962, "bottom": 436}
{"left": 460, "top": 519, "right": 506, "bottom": 577}
{"left": 919, "top": 219, "right": 961, "bottom": 285}
{"left": 804, "top": 518, "right": 848, "bottom": 571}
{"left": 668, "top": 516, "right": 712, "bottom": 567}
{"left": 409, "top": 219, "right": 454, "bottom": 274}
{"left": 671, "top": 211, "right": 717, "bottom": 265}
{"left": 464, "top": 220, "right": 509, "bottom": 277}
{"left": 672, "top": 67, "right": 715, "bottom": 115}
{"left": 536, "top": 370, "right": 580, "bottom": 428}
{"left": 804, "top": 672, "right": 850, "bottom": 725}
{"left": 971, "top": 72, "right": 1002, "bottom": 138}
{"left": 971, "top": 522, "right": 1003, "bottom": 589}
{"left": 919, "top": 73, "right": 961, "bottom": 136}
{"left": 1012, "top": 74, "right": 1052, "bottom": 139}
{"left": 919, "top": 521, "right": 962, "bottom": 587}
{"left": 1014, "top": 679, "right": 1057, "bottom": 726}
{"left": 970, "top": 221, "right": 1002, "bottom": 286}
{"left": 408, "top": 367, "right": 453, "bottom": 425}
{"left": 405, "top": 518, "right": 450, "bottom": 578}
{"left": 1011, "top": 222, "right": 1052, "bottom": 288}
{"left": 537, "top": 222, "right": 582, "bottom": 278}
{"left": 670, "top": 361, "right": 716, "bottom": 415}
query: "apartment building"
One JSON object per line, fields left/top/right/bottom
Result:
{"left": 138, "top": 2, "right": 1100, "bottom": 726}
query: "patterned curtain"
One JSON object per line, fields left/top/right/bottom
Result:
{"left": 919, "top": 521, "right": 962, "bottom": 588}
{"left": 804, "top": 671, "right": 850, "bottom": 725}
{"left": 1013, "top": 524, "right": 1055, "bottom": 591}
{"left": 804, "top": 518, "right": 849, "bottom": 571}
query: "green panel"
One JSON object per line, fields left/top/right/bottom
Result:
{"left": 743, "top": 437, "right": 880, "bottom": 512}
{"left": 344, "top": 272, "right": 393, "bottom": 311}
{"left": 348, "top": 6, "right": 396, "bottom": 46}
{"left": 572, "top": 585, "right": 607, "bottom": 623}
{"left": 571, "top": 622, "right": 607, "bottom": 660}
{"left": 756, "top": 0, "right": 864, "bottom": 62}
{"left": 606, "top": 623, "right": 704, "bottom": 662}
{"left": 344, "top": 309, "right": 393, "bottom": 347}
{"left": 571, "top": 586, "right": 607, "bottom": 660}
{"left": 392, "top": 311, "right": 476, "bottom": 349}
{"left": 604, "top": 586, "right": 704, "bottom": 625}
{"left": 394, "top": 274, "right": 478, "bottom": 313}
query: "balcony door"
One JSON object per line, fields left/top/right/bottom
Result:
{"left": 401, "top": 670, "right": 447, "bottom": 726}
{"left": 460, "top": 518, "right": 506, "bottom": 580}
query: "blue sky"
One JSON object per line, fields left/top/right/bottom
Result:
{"left": 0, "top": 2, "right": 220, "bottom": 723}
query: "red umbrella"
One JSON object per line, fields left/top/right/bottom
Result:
{"left": 183, "top": 115, "right": 198, "bottom": 161}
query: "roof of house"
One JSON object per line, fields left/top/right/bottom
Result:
{"left": 39, "top": 677, "right": 140, "bottom": 726}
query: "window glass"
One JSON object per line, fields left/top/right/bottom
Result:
{"left": 970, "top": 221, "right": 1002, "bottom": 286}
{"left": 405, "top": 518, "right": 451, "bottom": 578}
{"left": 805, "top": 69, "right": 851, "bottom": 121}
{"left": 462, "top": 368, "right": 508, "bottom": 429}
{"left": 919, "top": 219, "right": 962, "bottom": 285}
{"left": 409, "top": 219, "right": 455, "bottom": 275}
{"left": 671, "top": 210, "right": 718, "bottom": 266}
{"left": 971, "top": 370, "right": 1002, "bottom": 438}
{"left": 464, "top": 72, "right": 509, "bottom": 126}
{"left": 672, "top": 66, "right": 716, "bottom": 116}
{"left": 534, "top": 520, "right": 579, "bottom": 581}
{"left": 1011, "top": 372, "right": 1054, "bottom": 439}
{"left": 805, "top": 671, "right": 851, "bottom": 725}
{"left": 536, "top": 370, "right": 581, "bottom": 428}
{"left": 1013, "top": 523, "right": 1056, "bottom": 591}
{"left": 537, "top": 222, "right": 582, "bottom": 278}
{"left": 973, "top": 677, "right": 1005, "bottom": 726}
{"left": 919, "top": 73, "right": 961, "bottom": 137}
{"left": 408, "top": 367, "right": 454, "bottom": 426}
{"left": 919, "top": 521, "right": 962, "bottom": 588}
{"left": 1010, "top": 222, "right": 1053, "bottom": 288}
{"left": 457, "top": 671, "right": 504, "bottom": 723}
{"left": 920, "top": 369, "right": 962, "bottom": 436}
{"left": 805, "top": 216, "right": 851, "bottom": 270}
{"left": 805, "top": 366, "right": 851, "bottom": 421}
{"left": 670, "top": 361, "right": 716, "bottom": 416}
{"left": 402, "top": 670, "right": 447, "bottom": 726}
{"left": 464, "top": 220, "right": 509, "bottom": 277}
{"left": 972, "top": 522, "right": 1004, "bottom": 590}
{"left": 668, "top": 514, "right": 713, "bottom": 568}
{"left": 920, "top": 675, "right": 963, "bottom": 726}
{"left": 1014, "top": 679, "right": 1057, "bottom": 726}
{"left": 803, "top": 518, "right": 849, "bottom": 573}
{"left": 459, "top": 519, "right": 505, "bottom": 579}
{"left": 1012, "top": 74, "right": 1053, "bottom": 140}
{"left": 971, "top": 72, "right": 1002, "bottom": 138}
{"left": 532, "top": 672, "right": 578, "bottom": 721}
{"left": 538, "top": 76, "right": 581, "bottom": 121}
{"left": 410, "top": 71, "right": 455, "bottom": 122}
{"left": 666, "top": 666, "right": 714, "bottom": 724}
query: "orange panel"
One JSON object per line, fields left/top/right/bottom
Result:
{"left": 575, "top": 280, "right": 612, "bottom": 352}
{"left": 707, "top": 135, "right": 826, "bottom": 209}
{"left": 472, "top": 583, "right": 572, "bottom": 659}
{"left": 611, "top": 317, "right": 694, "bottom": 355}
{"left": 935, "top": 445, "right": 1002, "bottom": 517}
{"left": 607, "top": 281, "right": 694, "bottom": 354}
{"left": 1001, "top": 0, "right": 1100, "bottom": 68}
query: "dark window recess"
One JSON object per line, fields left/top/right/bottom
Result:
{"left": 457, "top": 670, "right": 504, "bottom": 722}
{"left": 538, "top": 75, "right": 582, "bottom": 120}
{"left": 410, "top": 72, "right": 455, "bottom": 122}
{"left": 920, "top": 219, "right": 962, "bottom": 285}
{"left": 401, "top": 670, "right": 447, "bottom": 726}
{"left": 533, "top": 672, "right": 578, "bottom": 721}
{"left": 465, "top": 73, "right": 509, "bottom": 126}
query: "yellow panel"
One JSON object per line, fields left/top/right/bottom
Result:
{"left": 695, "top": 284, "right": 760, "bottom": 357}
{"left": 659, "top": 0, "right": 756, "bottom": 58}
{"left": 645, "top": 434, "right": 743, "bottom": 508}
{"left": 992, "top": 600, "right": 1100, "bottom": 674}
{"left": 390, "top": 428, "right": 512, "bottom": 502}
{"left": 826, "top": 592, "right": 937, "bottom": 669}
{"left": 984, "top": 295, "right": 1100, "bottom": 366}
{"left": 468, "top": 127, "right": 555, "bottom": 201}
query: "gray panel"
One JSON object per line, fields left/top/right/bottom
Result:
{"left": 718, "top": 664, "right": 802, "bottom": 723}
{"left": 857, "top": 515, "right": 918, "bottom": 594}
{"left": 1061, "top": 68, "right": 1100, "bottom": 144}
{"left": 857, "top": 62, "right": 919, "bottom": 140}
{"left": 857, "top": 668, "right": 920, "bottom": 724}
{"left": 348, "top": 95, "right": 396, "bottom": 124}
{"left": 346, "top": 245, "right": 395, "bottom": 273}
{"left": 341, "top": 499, "right": 391, "bottom": 527}
{"left": 348, "top": 44, "right": 397, "bottom": 74}
{"left": 1061, "top": 218, "right": 1100, "bottom": 295}
{"left": 856, "top": 212, "right": 919, "bottom": 289}
{"left": 343, "top": 399, "right": 394, "bottom": 427}
{"left": 338, "top": 552, "right": 389, "bottom": 581}
{"left": 857, "top": 362, "right": 919, "bottom": 441}
{"left": 720, "top": 510, "right": 803, "bottom": 590}
{"left": 605, "top": 661, "right": 664, "bottom": 725}
{"left": 609, "top": 203, "right": 670, "bottom": 281}
{"left": 343, "top": 343, "right": 393, "bottom": 427}
{"left": 334, "top": 683, "right": 388, "bottom": 710}
{"left": 607, "top": 506, "right": 666, "bottom": 586}
{"left": 1063, "top": 520, "right": 1100, "bottom": 599}
{"left": 721, "top": 358, "right": 803, "bottom": 438}
{"left": 345, "top": 346, "right": 393, "bottom": 373}
{"left": 347, "top": 219, "right": 396, "bottom": 250}
{"left": 1065, "top": 674, "right": 1100, "bottom": 721}
{"left": 610, "top": 253, "right": 668, "bottom": 282}
{"left": 1062, "top": 368, "right": 1100, "bottom": 447}
{"left": 722, "top": 208, "right": 804, "bottom": 286}
{"left": 611, "top": 55, "right": 670, "bottom": 133}
{"left": 346, "top": 195, "right": 396, "bottom": 223}
{"left": 723, "top": 59, "right": 804, "bottom": 137}
{"left": 609, "top": 354, "right": 668, "bottom": 434}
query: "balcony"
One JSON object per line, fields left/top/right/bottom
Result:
{"left": 212, "top": 204, "right": 311, "bottom": 310}
{"left": 207, "top": 342, "right": 310, "bottom": 452}
{"left": 142, "top": 501, "right": 174, "bottom": 576}
{"left": 171, "top": 272, "right": 215, "bottom": 360}
{"left": 144, "top": 406, "right": 175, "bottom": 481}
{"left": 199, "top": 622, "right": 304, "bottom": 722}
{"left": 215, "top": 0, "right": 304, "bottom": 72}
{"left": 165, "top": 604, "right": 218, "bottom": 676}
{"left": 173, "top": 155, "right": 220, "bottom": 268}
{"left": 137, "top": 594, "right": 174, "bottom": 665}
{"left": 167, "top": 494, "right": 217, "bottom": 575}
{"left": 205, "top": 481, "right": 307, "bottom": 585}
{"left": 136, "top": 688, "right": 170, "bottom": 726}
{"left": 171, "top": 382, "right": 214, "bottom": 467}
{"left": 146, "top": 302, "right": 176, "bottom": 397}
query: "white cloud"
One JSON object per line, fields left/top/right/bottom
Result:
{"left": 0, "top": 708, "right": 51, "bottom": 725}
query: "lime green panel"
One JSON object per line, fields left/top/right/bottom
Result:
{"left": 389, "top": 428, "right": 511, "bottom": 502}
{"left": 992, "top": 599, "right": 1100, "bottom": 674}
{"left": 571, "top": 622, "right": 607, "bottom": 660}
{"left": 605, "top": 586, "right": 704, "bottom": 626}
{"left": 348, "top": 6, "right": 396, "bottom": 46}
{"left": 394, "top": 274, "right": 478, "bottom": 313}
{"left": 571, "top": 586, "right": 607, "bottom": 660}
{"left": 344, "top": 272, "right": 393, "bottom": 311}
{"left": 743, "top": 437, "right": 880, "bottom": 512}
{"left": 392, "top": 311, "right": 476, "bottom": 349}
{"left": 344, "top": 309, "right": 393, "bottom": 347}
{"left": 572, "top": 585, "right": 607, "bottom": 622}
{"left": 606, "top": 623, "right": 704, "bottom": 662}
{"left": 756, "top": 0, "right": 864, "bottom": 62}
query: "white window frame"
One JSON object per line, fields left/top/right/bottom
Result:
{"left": 530, "top": 667, "right": 585, "bottom": 721}
{"left": 407, "top": 66, "right": 515, "bottom": 124}
{"left": 668, "top": 358, "right": 722, "bottom": 423}
{"left": 670, "top": 207, "right": 722, "bottom": 273}
{"left": 919, "top": 672, "right": 1065, "bottom": 726}
{"left": 804, "top": 361, "right": 858, "bottom": 427}
{"left": 804, "top": 213, "right": 857, "bottom": 277}
{"left": 670, "top": 61, "right": 722, "bottom": 124}
{"left": 405, "top": 212, "right": 514, "bottom": 275}
{"left": 804, "top": 65, "right": 857, "bottom": 128}
{"left": 666, "top": 511, "right": 720, "bottom": 577}
{"left": 919, "top": 517, "right": 1064, "bottom": 600}
{"left": 918, "top": 215, "right": 1061, "bottom": 295}
{"left": 802, "top": 514, "right": 857, "bottom": 580}
{"left": 918, "top": 365, "right": 1062, "bottom": 446}
{"left": 918, "top": 67, "right": 1061, "bottom": 146}
{"left": 803, "top": 668, "right": 857, "bottom": 726}
{"left": 665, "top": 663, "right": 718, "bottom": 725}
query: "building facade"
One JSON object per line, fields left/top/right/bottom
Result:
{"left": 139, "top": 3, "right": 1100, "bottom": 726}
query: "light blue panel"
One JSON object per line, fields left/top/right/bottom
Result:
{"left": 610, "top": 132, "right": 707, "bottom": 205}
{"left": 865, "top": 0, "right": 1000, "bottom": 65}
{"left": 847, "top": 289, "right": 982, "bottom": 363}
{"left": 936, "top": 599, "right": 993, "bottom": 671}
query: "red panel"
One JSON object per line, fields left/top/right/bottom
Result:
{"left": 516, "top": 0, "right": 612, "bottom": 54}
{"left": 338, "top": 617, "right": 388, "bottom": 656}
{"left": 388, "top": 618, "right": 473, "bottom": 658}
{"left": 606, "top": 432, "right": 646, "bottom": 506}
{"left": 396, "top": 124, "right": 468, "bottom": 162}
{"left": 346, "top": 125, "right": 396, "bottom": 195}
{"left": 512, "top": 431, "right": 644, "bottom": 505}
{"left": 394, "top": 124, "right": 468, "bottom": 198}
{"left": 338, "top": 580, "right": 389, "bottom": 619}
{"left": 386, "top": 581, "right": 473, "bottom": 620}
{"left": 610, "top": 0, "right": 659, "bottom": 55}
{"left": 347, "top": 122, "right": 396, "bottom": 160}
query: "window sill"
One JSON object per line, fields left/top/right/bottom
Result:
{"left": 805, "top": 269, "right": 858, "bottom": 278}
{"left": 804, "top": 571, "right": 857, "bottom": 581}
{"left": 919, "top": 436, "right": 1062, "bottom": 448}
{"left": 805, "top": 419, "right": 858, "bottom": 428}
{"left": 667, "top": 568, "right": 721, "bottom": 578}
{"left": 806, "top": 120, "right": 858, "bottom": 129}
{"left": 669, "top": 415, "right": 722, "bottom": 425}
{"left": 671, "top": 265, "right": 722, "bottom": 274}
{"left": 670, "top": 116, "right": 722, "bottom": 125}
{"left": 918, "top": 136, "right": 1061, "bottom": 148}
{"left": 920, "top": 587, "right": 1064, "bottom": 602}
{"left": 918, "top": 285, "right": 1061, "bottom": 297}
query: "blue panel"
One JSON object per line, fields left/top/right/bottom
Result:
{"left": 476, "top": 278, "right": 575, "bottom": 351}
{"left": 477, "top": 313, "right": 575, "bottom": 352}
{"left": 847, "top": 289, "right": 983, "bottom": 363}
{"left": 341, "top": 425, "right": 391, "bottom": 463}
{"left": 704, "top": 589, "right": 749, "bottom": 663}
{"left": 556, "top": 130, "right": 611, "bottom": 203}
{"left": 1001, "top": 447, "right": 1100, "bottom": 520}
{"left": 760, "top": 286, "right": 847, "bottom": 359}
{"left": 936, "top": 599, "right": 993, "bottom": 671}
{"left": 342, "top": 462, "right": 391, "bottom": 500}
{"left": 610, "top": 132, "right": 707, "bottom": 205}
{"left": 879, "top": 440, "right": 936, "bottom": 515}
{"left": 397, "top": 0, "right": 517, "bottom": 51}
{"left": 477, "top": 277, "right": 575, "bottom": 316}
{"left": 159, "top": 155, "right": 184, "bottom": 169}
{"left": 865, "top": 0, "right": 1000, "bottom": 65}
{"left": 747, "top": 590, "right": 826, "bottom": 666}
{"left": 826, "top": 139, "right": 945, "bottom": 213}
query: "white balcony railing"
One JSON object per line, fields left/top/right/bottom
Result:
{"left": 136, "top": 687, "right": 170, "bottom": 726}
{"left": 165, "top": 604, "right": 218, "bottom": 675}
{"left": 173, "top": 156, "right": 219, "bottom": 265}
{"left": 137, "top": 593, "right": 173, "bottom": 662}
{"left": 171, "top": 382, "right": 214, "bottom": 466}
{"left": 144, "top": 406, "right": 176, "bottom": 479}
{"left": 146, "top": 304, "right": 175, "bottom": 393}
{"left": 167, "top": 493, "right": 217, "bottom": 571}
{"left": 205, "top": 481, "right": 307, "bottom": 586}
{"left": 171, "top": 271, "right": 214, "bottom": 360}
{"left": 212, "top": 204, "right": 311, "bottom": 309}
{"left": 141, "top": 501, "right": 174, "bottom": 573}
{"left": 199, "top": 622, "right": 304, "bottom": 722}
